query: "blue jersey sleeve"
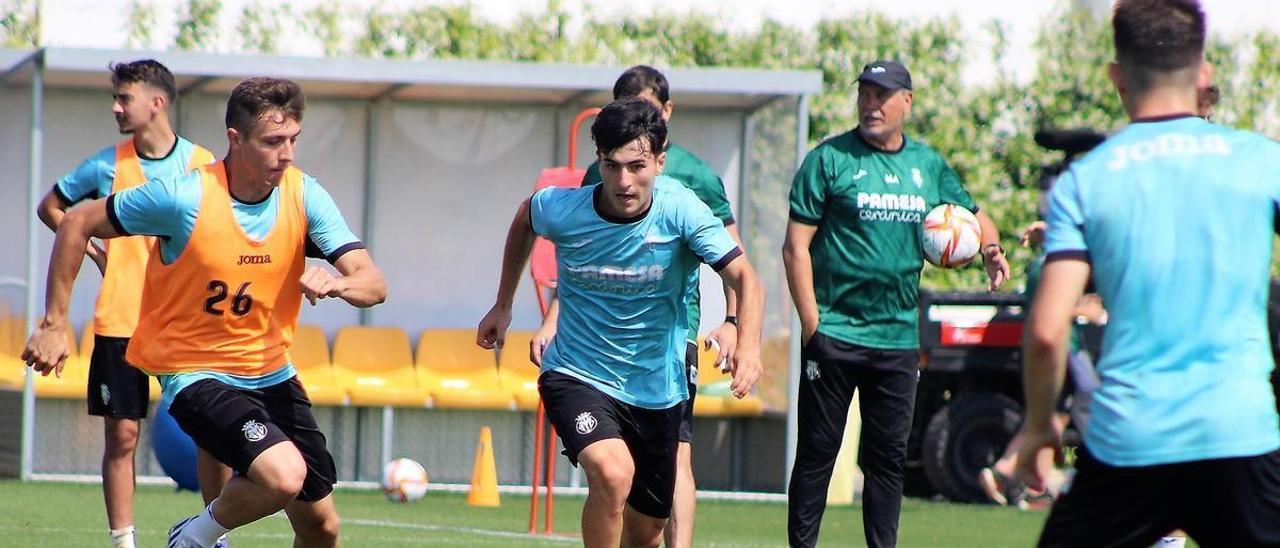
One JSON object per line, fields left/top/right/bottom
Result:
{"left": 1043, "top": 168, "right": 1089, "bottom": 260}
{"left": 529, "top": 187, "right": 561, "bottom": 239}
{"left": 302, "top": 175, "right": 363, "bottom": 264}
{"left": 55, "top": 147, "right": 113, "bottom": 205}
{"left": 676, "top": 188, "right": 741, "bottom": 270}
{"left": 106, "top": 171, "right": 198, "bottom": 239}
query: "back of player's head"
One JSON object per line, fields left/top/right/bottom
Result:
{"left": 613, "top": 65, "right": 670, "bottom": 103}
{"left": 591, "top": 97, "right": 668, "bottom": 156}
{"left": 110, "top": 59, "right": 177, "bottom": 104}
{"left": 1112, "top": 0, "right": 1206, "bottom": 88}
{"left": 225, "top": 77, "right": 306, "bottom": 135}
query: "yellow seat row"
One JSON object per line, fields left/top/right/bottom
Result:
{"left": 0, "top": 317, "right": 764, "bottom": 416}
{"left": 292, "top": 325, "right": 542, "bottom": 410}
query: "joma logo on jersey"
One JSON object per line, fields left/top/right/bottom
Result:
{"left": 856, "top": 192, "right": 927, "bottom": 212}
{"left": 1106, "top": 133, "right": 1230, "bottom": 170}
{"left": 236, "top": 254, "right": 272, "bottom": 265}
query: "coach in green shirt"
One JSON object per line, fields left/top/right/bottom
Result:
{"left": 783, "top": 60, "right": 1009, "bottom": 548}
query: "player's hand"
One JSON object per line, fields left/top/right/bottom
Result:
{"left": 86, "top": 240, "right": 107, "bottom": 275}
{"left": 22, "top": 320, "right": 71, "bottom": 378}
{"left": 801, "top": 323, "right": 818, "bottom": 346}
{"left": 1014, "top": 424, "right": 1064, "bottom": 493}
{"left": 530, "top": 321, "right": 555, "bottom": 366}
{"left": 706, "top": 321, "right": 738, "bottom": 373}
{"left": 983, "top": 247, "right": 1010, "bottom": 291}
{"left": 300, "top": 266, "right": 348, "bottom": 305}
{"left": 1020, "top": 221, "right": 1047, "bottom": 247}
{"left": 727, "top": 347, "right": 762, "bottom": 399}
{"left": 476, "top": 305, "right": 512, "bottom": 350}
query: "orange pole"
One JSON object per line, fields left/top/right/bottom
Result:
{"left": 566, "top": 107, "right": 602, "bottom": 170}
{"left": 544, "top": 423, "right": 558, "bottom": 534}
{"left": 528, "top": 401, "right": 545, "bottom": 534}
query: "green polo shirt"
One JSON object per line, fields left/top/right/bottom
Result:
{"left": 789, "top": 129, "right": 976, "bottom": 350}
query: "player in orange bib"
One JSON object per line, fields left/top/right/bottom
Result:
{"left": 24, "top": 77, "right": 387, "bottom": 548}
{"left": 35, "top": 59, "right": 225, "bottom": 548}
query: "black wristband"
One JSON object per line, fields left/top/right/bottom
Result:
{"left": 724, "top": 316, "right": 738, "bottom": 326}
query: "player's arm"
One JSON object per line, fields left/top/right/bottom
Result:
{"left": 975, "top": 209, "right": 1010, "bottom": 290}
{"left": 23, "top": 199, "right": 122, "bottom": 376}
{"left": 706, "top": 223, "right": 744, "bottom": 359}
{"left": 714, "top": 252, "right": 764, "bottom": 399}
{"left": 301, "top": 249, "right": 386, "bottom": 308}
{"left": 531, "top": 293, "right": 558, "bottom": 366}
{"left": 41, "top": 157, "right": 109, "bottom": 271}
{"left": 783, "top": 221, "right": 821, "bottom": 344}
{"left": 477, "top": 197, "right": 537, "bottom": 350}
{"left": 1017, "top": 257, "right": 1090, "bottom": 490}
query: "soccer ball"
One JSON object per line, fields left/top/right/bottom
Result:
{"left": 382, "top": 458, "right": 429, "bottom": 503}
{"left": 921, "top": 204, "right": 982, "bottom": 268}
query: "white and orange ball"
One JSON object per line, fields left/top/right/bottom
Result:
{"left": 382, "top": 457, "right": 429, "bottom": 503}
{"left": 921, "top": 204, "right": 982, "bottom": 268}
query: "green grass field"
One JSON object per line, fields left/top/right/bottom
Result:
{"left": 0, "top": 480, "right": 1051, "bottom": 547}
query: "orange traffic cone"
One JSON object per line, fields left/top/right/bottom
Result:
{"left": 468, "top": 426, "right": 501, "bottom": 507}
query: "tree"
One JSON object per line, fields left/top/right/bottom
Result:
{"left": 125, "top": 0, "right": 157, "bottom": 50}
{"left": 173, "top": 0, "right": 221, "bottom": 51}
{"left": 0, "top": 0, "right": 38, "bottom": 48}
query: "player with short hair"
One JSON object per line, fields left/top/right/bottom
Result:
{"left": 1018, "top": 1, "right": 1280, "bottom": 545}
{"left": 24, "top": 77, "right": 387, "bottom": 548}
{"left": 536, "top": 64, "right": 743, "bottom": 548}
{"left": 34, "top": 58, "right": 228, "bottom": 548}
{"left": 478, "top": 97, "right": 763, "bottom": 548}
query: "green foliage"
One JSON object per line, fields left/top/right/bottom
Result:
{"left": 125, "top": 0, "right": 157, "bottom": 50}
{"left": 236, "top": 3, "right": 288, "bottom": 54}
{"left": 133, "top": 1, "right": 1280, "bottom": 289}
{"left": 173, "top": 0, "right": 221, "bottom": 51}
{"left": 0, "top": 0, "right": 38, "bottom": 48}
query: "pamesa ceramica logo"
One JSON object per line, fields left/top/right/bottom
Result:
{"left": 856, "top": 191, "right": 927, "bottom": 223}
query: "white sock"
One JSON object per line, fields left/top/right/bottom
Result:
{"left": 182, "top": 502, "right": 231, "bottom": 547}
{"left": 1155, "top": 537, "right": 1187, "bottom": 548}
{"left": 109, "top": 525, "right": 136, "bottom": 548}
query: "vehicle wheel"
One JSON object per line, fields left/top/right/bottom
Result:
{"left": 921, "top": 393, "right": 1023, "bottom": 503}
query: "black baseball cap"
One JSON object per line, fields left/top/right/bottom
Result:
{"left": 857, "top": 60, "right": 912, "bottom": 91}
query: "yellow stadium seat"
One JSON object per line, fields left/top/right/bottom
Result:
{"left": 498, "top": 331, "right": 543, "bottom": 411}
{"left": 33, "top": 323, "right": 88, "bottom": 399}
{"left": 290, "top": 325, "right": 349, "bottom": 406}
{"left": 332, "top": 326, "right": 428, "bottom": 408}
{"left": 0, "top": 316, "right": 25, "bottom": 389}
{"left": 416, "top": 329, "right": 514, "bottom": 410}
{"left": 694, "top": 337, "right": 765, "bottom": 417}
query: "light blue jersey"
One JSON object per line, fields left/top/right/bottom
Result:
{"left": 1044, "top": 115, "right": 1280, "bottom": 466}
{"left": 531, "top": 176, "right": 742, "bottom": 409}
{"left": 55, "top": 137, "right": 204, "bottom": 204}
{"left": 109, "top": 167, "right": 364, "bottom": 405}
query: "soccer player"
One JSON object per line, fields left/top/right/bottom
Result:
{"left": 783, "top": 60, "right": 1009, "bottom": 547}
{"left": 536, "top": 64, "right": 743, "bottom": 548}
{"left": 23, "top": 77, "right": 386, "bottom": 548}
{"left": 34, "top": 59, "right": 225, "bottom": 548}
{"left": 1018, "top": 1, "right": 1280, "bottom": 546}
{"left": 477, "top": 97, "right": 763, "bottom": 548}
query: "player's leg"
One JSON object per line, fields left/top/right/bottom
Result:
{"left": 197, "top": 449, "right": 231, "bottom": 505}
{"left": 1037, "top": 446, "right": 1171, "bottom": 548}
{"left": 268, "top": 377, "right": 340, "bottom": 546}
{"left": 165, "top": 380, "right": 309, "bottom": 547}
{"left": 663, "top": 341, "right": 699, "bottom": 548}
{"left": 539, "top": 371, "right": 630, "bottom": 548}
{"left": 621, "top": 399, "right": 682, "bottom": 548}
{"left": 854, "top": 351, "right": 918, "bottom": 548}
{"left": 578, "top": 439, "right": 637, "bottom": 547}
{"left": 1178, "top": 449, "right": 1280, "bottom": 547}
{"left": 88, "top": 336, "right": 149, "bottom": 547}
{"left": 787, "top": 333, "right": 859, "bottom": 548}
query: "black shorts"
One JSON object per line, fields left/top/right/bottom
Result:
{"left": 1039, "top": 445, "right": 1280, "bottom": 547}
{"left": 539, "top": 370, "right": 683, "bottom": 518}
{"left": 168, "top": 377, "right": 336, "bottom": 503}
{"left": 86, "top": 336, "right": 150, "bottom": 419}
{"left": 679, "top": 341, "right": 697, "bottom": 444}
